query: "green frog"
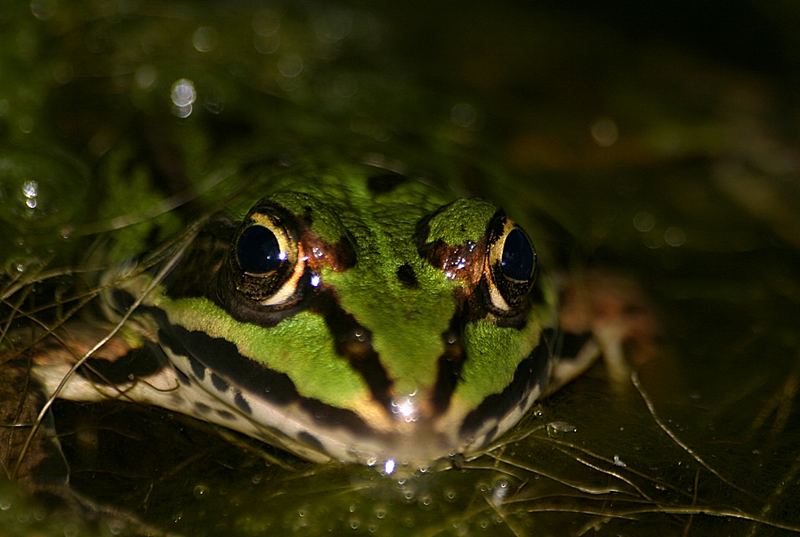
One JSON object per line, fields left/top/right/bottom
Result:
{"left": 16, "top": 162, "right": 616, "bottom": 472}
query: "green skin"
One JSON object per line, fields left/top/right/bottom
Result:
{"left": 32, "top": 163, "right": 565, "bottom": 467}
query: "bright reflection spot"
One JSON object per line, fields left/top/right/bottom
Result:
{"left": 391, "top": 395, "right": 418, "bottom": 423}
{"left": 22, "top": 179, "right": 38, "bottom": 209}
{"left": 22, "top": 180, "right": 38, "bottom": 199}
{"left": 310, "top": 273, "right": 321, "bottom": 287}
{"left": 491, "top": 479, "right": 509, "bottom": 505}
{"left": 590, "top": 117, "right": 619, "bottom": 147}
{"left": 353, "top": 328, "right": 367, "bottom": 343}
{"left": 613, "top": 454, "right": 627, "bottom": 467}
{"left": 278, "top": 251, "right": 288, "bottom": 261}
{"left": 192, "top": 26, "right": 218, "bottom": 53}
{"left": 171, "top": 78, "right": 196, "bottom": 118}
{"left": 383, "top": 458, "right": 396, "bottom": 475}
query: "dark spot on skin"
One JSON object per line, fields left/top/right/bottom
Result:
{"left": 302, "top": 205, "right": 314, "bottom": 225}
{"left": 310, "top": 288, "right": 394, "bottom": 413}
{"left": 396, "top": 263, "right": 418, "bottom": 288}
{"left": 297, "top": 430, "right": 326, "bottom": 453}
{"left": 234, "top": 391, "right": 252, "bottom": 415}
{"left": 176, "top": 367, "right": 191, "bottom": 385}
{"left": 431, "top": 312, "right": 467, "bottom": 415}
{"left": 175, "top": 367, "right": 192, "bottom": 386}
{"left": 77, "top": 344, "right": 166, "bottom": 386}
{"left": 216, "top": 409, "right": 237, "bottom": 421}
{"left": 556, "top": 331, "right": 594, "bottom": 361}
{"left": 459, "top": 329, "right": 555, "bottom": 439}
{"left": 194, "top": 402, "right": 212, "bottom": 415}
{"left": 147, "top": 307, "right": 376, "bottom": 437}
{"left": 189, "top": 355, "right": 206, "bottom": 380}
{"left": 211, "top": 372, "right": 229, "bottom": 392}
{"left": 111, "top": 289, "right": 135, "bottom": 312}
{"left": 366, "top": 172, "right": 408, "bottom": 195}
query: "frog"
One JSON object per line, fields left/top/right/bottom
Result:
{"left": 7, "top": 162, "right": 639, "bottom": 473}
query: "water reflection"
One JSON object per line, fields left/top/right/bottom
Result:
{"left": 171, "top": 78, "right": 196, "bottom": 118}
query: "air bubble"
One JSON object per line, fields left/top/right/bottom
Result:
{"left": 193, "top": 484, "right": 210, "bottom": 499}
{"left": 590, "top": 117, "right": 619, "bottom": 147}
{"left": 192, "top": 26, "right": 218, "bottom": 53}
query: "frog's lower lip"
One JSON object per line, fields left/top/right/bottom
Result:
{"left": 158, "top": 323, "right": 551, "bottom": 466}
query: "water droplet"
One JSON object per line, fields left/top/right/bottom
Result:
{"left": 30, "top": 0, "right": 57, "bottom": 20}
{"left": 253, "top": 9, "right": 281, "bottom": 36}
{"left": 135, "top": 65, "right": 157, "bottom": 90}
{"left": 18, "top": 116, "right": 34, "bottom": 134}
{"left": 171, "top": 78, "right": 196, "bottom": 118}
{"left": 314, "top": 10, "right": 353, "bottom": 43}
{"left": 254, "top": 33, "right": 280, "bottom": 54}
{"left": 633, "top": 211, "right": 656, "bottom": 232}
{"left": 590, "top": 117, "right": 619, "bottom": 147}
{"left": 278, "top": 54, "right": 304, "bottom": 78}
{"left": 664, "top": 226, "right": 686, "bottom": 247}
{"left": 192, "top": 484, "right": 210, "bottom": 499}
{"left": 192, "top": 26, "right": 218, "bottom": 53}
{"left": 106, "top": 519, "right": 126, "bottom": 535}
{"left": 546, "top": 421, "right": 577, "bottom": 435}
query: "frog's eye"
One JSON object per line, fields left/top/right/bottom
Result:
{"left": 500, "top": 228, "right": 536, "bottom": 281}
{"left": 236, "top": 225, "right": 285, "bottom": 275}
{"left": 230, "top": 206, "right": 305, "bottom": 306}
{"left": 486, "top": 219, "right": 537, "bottom": 311}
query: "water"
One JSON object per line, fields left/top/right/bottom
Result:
{"left": 1, "top": 1, "right": 799, "bottom": 535}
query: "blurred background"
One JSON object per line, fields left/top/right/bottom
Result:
{"left": 1, "top": 1, "right": 799, "bottom": 535}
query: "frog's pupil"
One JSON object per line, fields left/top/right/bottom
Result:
{"left": 500, "top": 228, "right": 534, "bottom": 281}
{"left": 237, "top": 225, "right": 282, "bottom": 273}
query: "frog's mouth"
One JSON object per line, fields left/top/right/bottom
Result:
{"left": 147, "top": 298, "right": 554, "bottom": 466}
{"left": 90, "top": 266, "right": 554, "bottom": 465}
